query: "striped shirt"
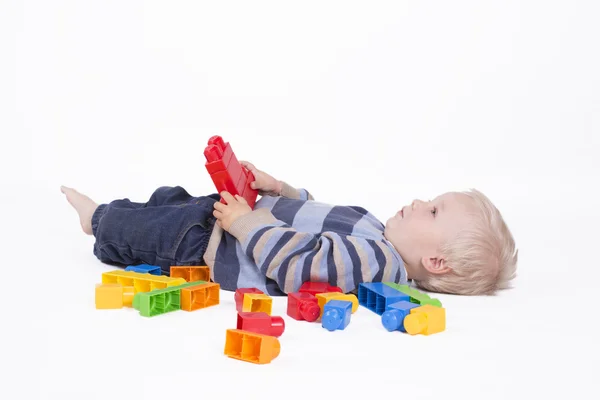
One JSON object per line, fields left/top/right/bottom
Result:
{"left": 203, "top": 182, "right": 407, "bottom": 295}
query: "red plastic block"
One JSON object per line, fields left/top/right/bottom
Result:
{"left": 287, "top": 292, "right": 320, "bottom": 322}
{"left": 237, "top": 312, "right": 285, "bottom": 337}
{"left": 234, "top": 288, "right": 264, "bottom": 313}
{"left": 298, "top": 282, "right": 343, "bottom": 296}
{"left": 204, "top": 135, "right": 259, "bottom": 209}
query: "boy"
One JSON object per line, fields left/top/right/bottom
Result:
{"left": 61, "top": 161, "right": 517, "bottom": 296}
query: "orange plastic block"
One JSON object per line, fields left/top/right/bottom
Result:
{"left": 95, "top": 284, "right": 134, "bottom": 309}
{"left": 224, "top": 329, "right": 280, "bottom": 364}
{"left": 101, "top": 270, "right": 186, "bottom": 293}
{"left": 316, "top": 292, "right": 359, "bottom": 314}
{"left": 404, "top": 304, "right": 446, "bottom": 335}
{"left": 170, "top": 266, "right": 210, "bottom": 282}
{"left": 242, "top": 293, "right": 272, "bottom": 315}
{"left": 181, "top": 282, "right": 220, "bottom": 311}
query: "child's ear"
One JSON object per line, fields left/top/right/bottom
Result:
{"left": 421, "top": 256, "right": 451, "bottom": 275}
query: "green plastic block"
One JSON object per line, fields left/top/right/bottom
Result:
{"left": 383, "top": 282, "right": 442, "bottom": 307}
{"left": 133, "top": 281, "right": 207, "bottom": 317}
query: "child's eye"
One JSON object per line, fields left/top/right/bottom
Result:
{"left": 431, "top": 207, "right": 437, "bottom": 216}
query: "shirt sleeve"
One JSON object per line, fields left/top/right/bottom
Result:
{"left": 258, "top": 181, "right": 314, "bottom": 201}
{"left": 227, "top": 208, "right": 406, "bottom": 294}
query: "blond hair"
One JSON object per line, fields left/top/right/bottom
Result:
{"left": 414, "top": 189, "right": 518, "bottom": 295}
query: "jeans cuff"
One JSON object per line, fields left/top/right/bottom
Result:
{"left": 91, "top": 204, "right": 108, "bottom": 237}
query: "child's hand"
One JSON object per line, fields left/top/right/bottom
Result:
{"left": 240, "top": 160, "right": 282, "bottom": 195}
{"left": 213, "top": 191, "right": 253, "bottom": 231}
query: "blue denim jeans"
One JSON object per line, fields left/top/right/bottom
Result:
{"left": 91, "top": 186, "right": 220, "bottom": 275}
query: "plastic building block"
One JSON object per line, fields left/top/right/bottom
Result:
{"left": 95, "top": 284, "right": 134, "bottom": 309}
{"left": 170, "top": 266, "right": 210, "bottom": 282}
{"left": 404, "top": 304, "right": 446, "bottom": 335}
{"left": 204, "top": 135, "right": 258, "bottom": 209}
{"left": 234, "top": 288, "right": 264, "bottom": 313}
{"left": 124, "top": 264, "right": 162, "bottom": 276}
{"left": 132, "top": 281, "right": 204, "bottom": 317}
{"left": 181, "top": 282, "right": 220, "bottom": 311}
{"left": 237, "top": 312, "right": 285, "bottom": 337}
{"left": 383, "top": 282, "right": 442, "bottom": 307}
{"left": 358, "top": 282, "right": 410, "bottom": 315}
{"left": 224, "top": 329, "right": 281, "bottom": 364}
{"left": 242, "top": 293, "right": 272, "bottom": 315}
{"left": 102, "top": 270, "right": 186, "bottom": 293}
{"left": 322, "top": 300, "right": 352, "bottom": 331}
{"left": 287, "top": 292, "right": 320, "bottom": 322}
{"left": 381, "top": 300, "right": 420, "bottom": 332}
{"left": 298, "top": 282, "right": 343, "bottom": 296}
{"left": 315, "top": 292, "right": 359, "bottom": 314}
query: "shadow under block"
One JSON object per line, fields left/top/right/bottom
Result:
{"left": 404, "top": 305, "right": 446, "bottom": 335}
{"left": 224, "top": 329, "right": 281, "bottom": 364}
{"left": 358, "top": 282, "right": 411, "bottom": 315}
{"left": 170, "top": 266, "right": 210, "bottom": 282}
{"left": 383, "top": 282, "right": 442, "bottom": 307}
{"left": 95, "top": 284, "right": 134, "bottom": 309}
{"left": 132, "top": 281, "right": 207, "bottom": 317}
{"left": 102, "top": 270, "right": 186, "bottom": 293}
{"left": 242, "top": 293, "right": 272, "bottom": 315}
{"left": 181, "top": 282, "right": 220, "bottom": 311}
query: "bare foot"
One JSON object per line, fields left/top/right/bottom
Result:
{"left": 61, "top": 186, "right": 98, "bottom": 235}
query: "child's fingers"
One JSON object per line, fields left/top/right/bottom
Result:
{"left": 213, "top": 209, "right": 223, "bottom": 219}
{"left": 213, "top": 201, "right": 225, "bottom": 211}
{"left": 220, "top": 191, "right": 235, "bottom": 203}
{"left": 234, "top": 195, "right": 248, "bottom": 204}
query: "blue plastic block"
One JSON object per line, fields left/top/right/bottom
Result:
{"left": 358, "top": 282, "right": 410, "bottom": 315}
{"left": 322, "top": 300, "right": 352, "bottom": 331}
{"left": 381, "top": 301, "right": 420, "bottom": 332}
{"left": 125, "top": 264, "right": 162, "bottom": 276}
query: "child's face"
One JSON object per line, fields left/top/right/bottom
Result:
{"left": 384, "top": 192, "right": 476, "bottom": 276}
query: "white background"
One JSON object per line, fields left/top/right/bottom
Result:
{"left": 4, "top": 0, "right": 600, "bottom": 399}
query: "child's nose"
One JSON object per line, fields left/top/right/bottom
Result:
{"left": 411, "top": 199, "right": 425, "bottom": 209}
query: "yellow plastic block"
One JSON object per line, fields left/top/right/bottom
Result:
{"left": 170, "top": 266, "right": 210, "bottom": 282}
{"left": 316, "top": 292, "right": 359, "bottom": 314}
{"left": 404, "top": 304, "right": 446, "bottom": 335}
{"left": 224, "top": 329, "right": 280, "bottom": 364}
{"left": 101, "top": 270, "right": 186, "bottom": 293}
{"left": 242, "top": 293, "right": 272, "bottom": 315}
{"left": 95, "top": 284, "right": 134, "bottom": 309}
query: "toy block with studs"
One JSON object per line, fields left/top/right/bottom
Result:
{"left": 383, "top": 282, "right": 442, "bottom": 307}
{"left": 315, "top": 292, "right": 359, "bottom": 315}
{"left": 358, "top": 282, "right": 411, "bottom": 315}
{"left": 204, "top": 135, "right": 258, "bottom": 209}
{"left": 224, "top": 329, "right": 281, "bottom": 364}
{"left": 181, "top": 282, "right": 220, "bottom": 311}
{"left": 170, "top": 266, "right": 210, "bottom": 283}
{"left": 298, "top": 282, "right": 343, "bottom": 296}
{"left": 242, "top": 293, "right": 272, "bottom": 315}
{"left": 381, "top": 300, "right": 420, "bottom": 332}
{"left": 124, "top": 264, "right": 162, "bottom": 276}
{"left": 287, "top": 292, "right": 320, "bottom": 322}
{"left": 132, "top": 281, "right": 206, "bottom": 317}
{"left": 102, "top": 270, "right": 186, "bottom": 293}
{"left": 234, "top": 288, "right": 264, "bottom": 313}
{"left": 95, "top": 284, "right": 135, "bottom": 309}
{"left": 403, "top": 304, "right": 446, "bottom": 336}
{"left": 237, "top": 312, "right": 285, "bottom": 337}
{"left": 322, "top": 300, "right": 353, "bottom": 332}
